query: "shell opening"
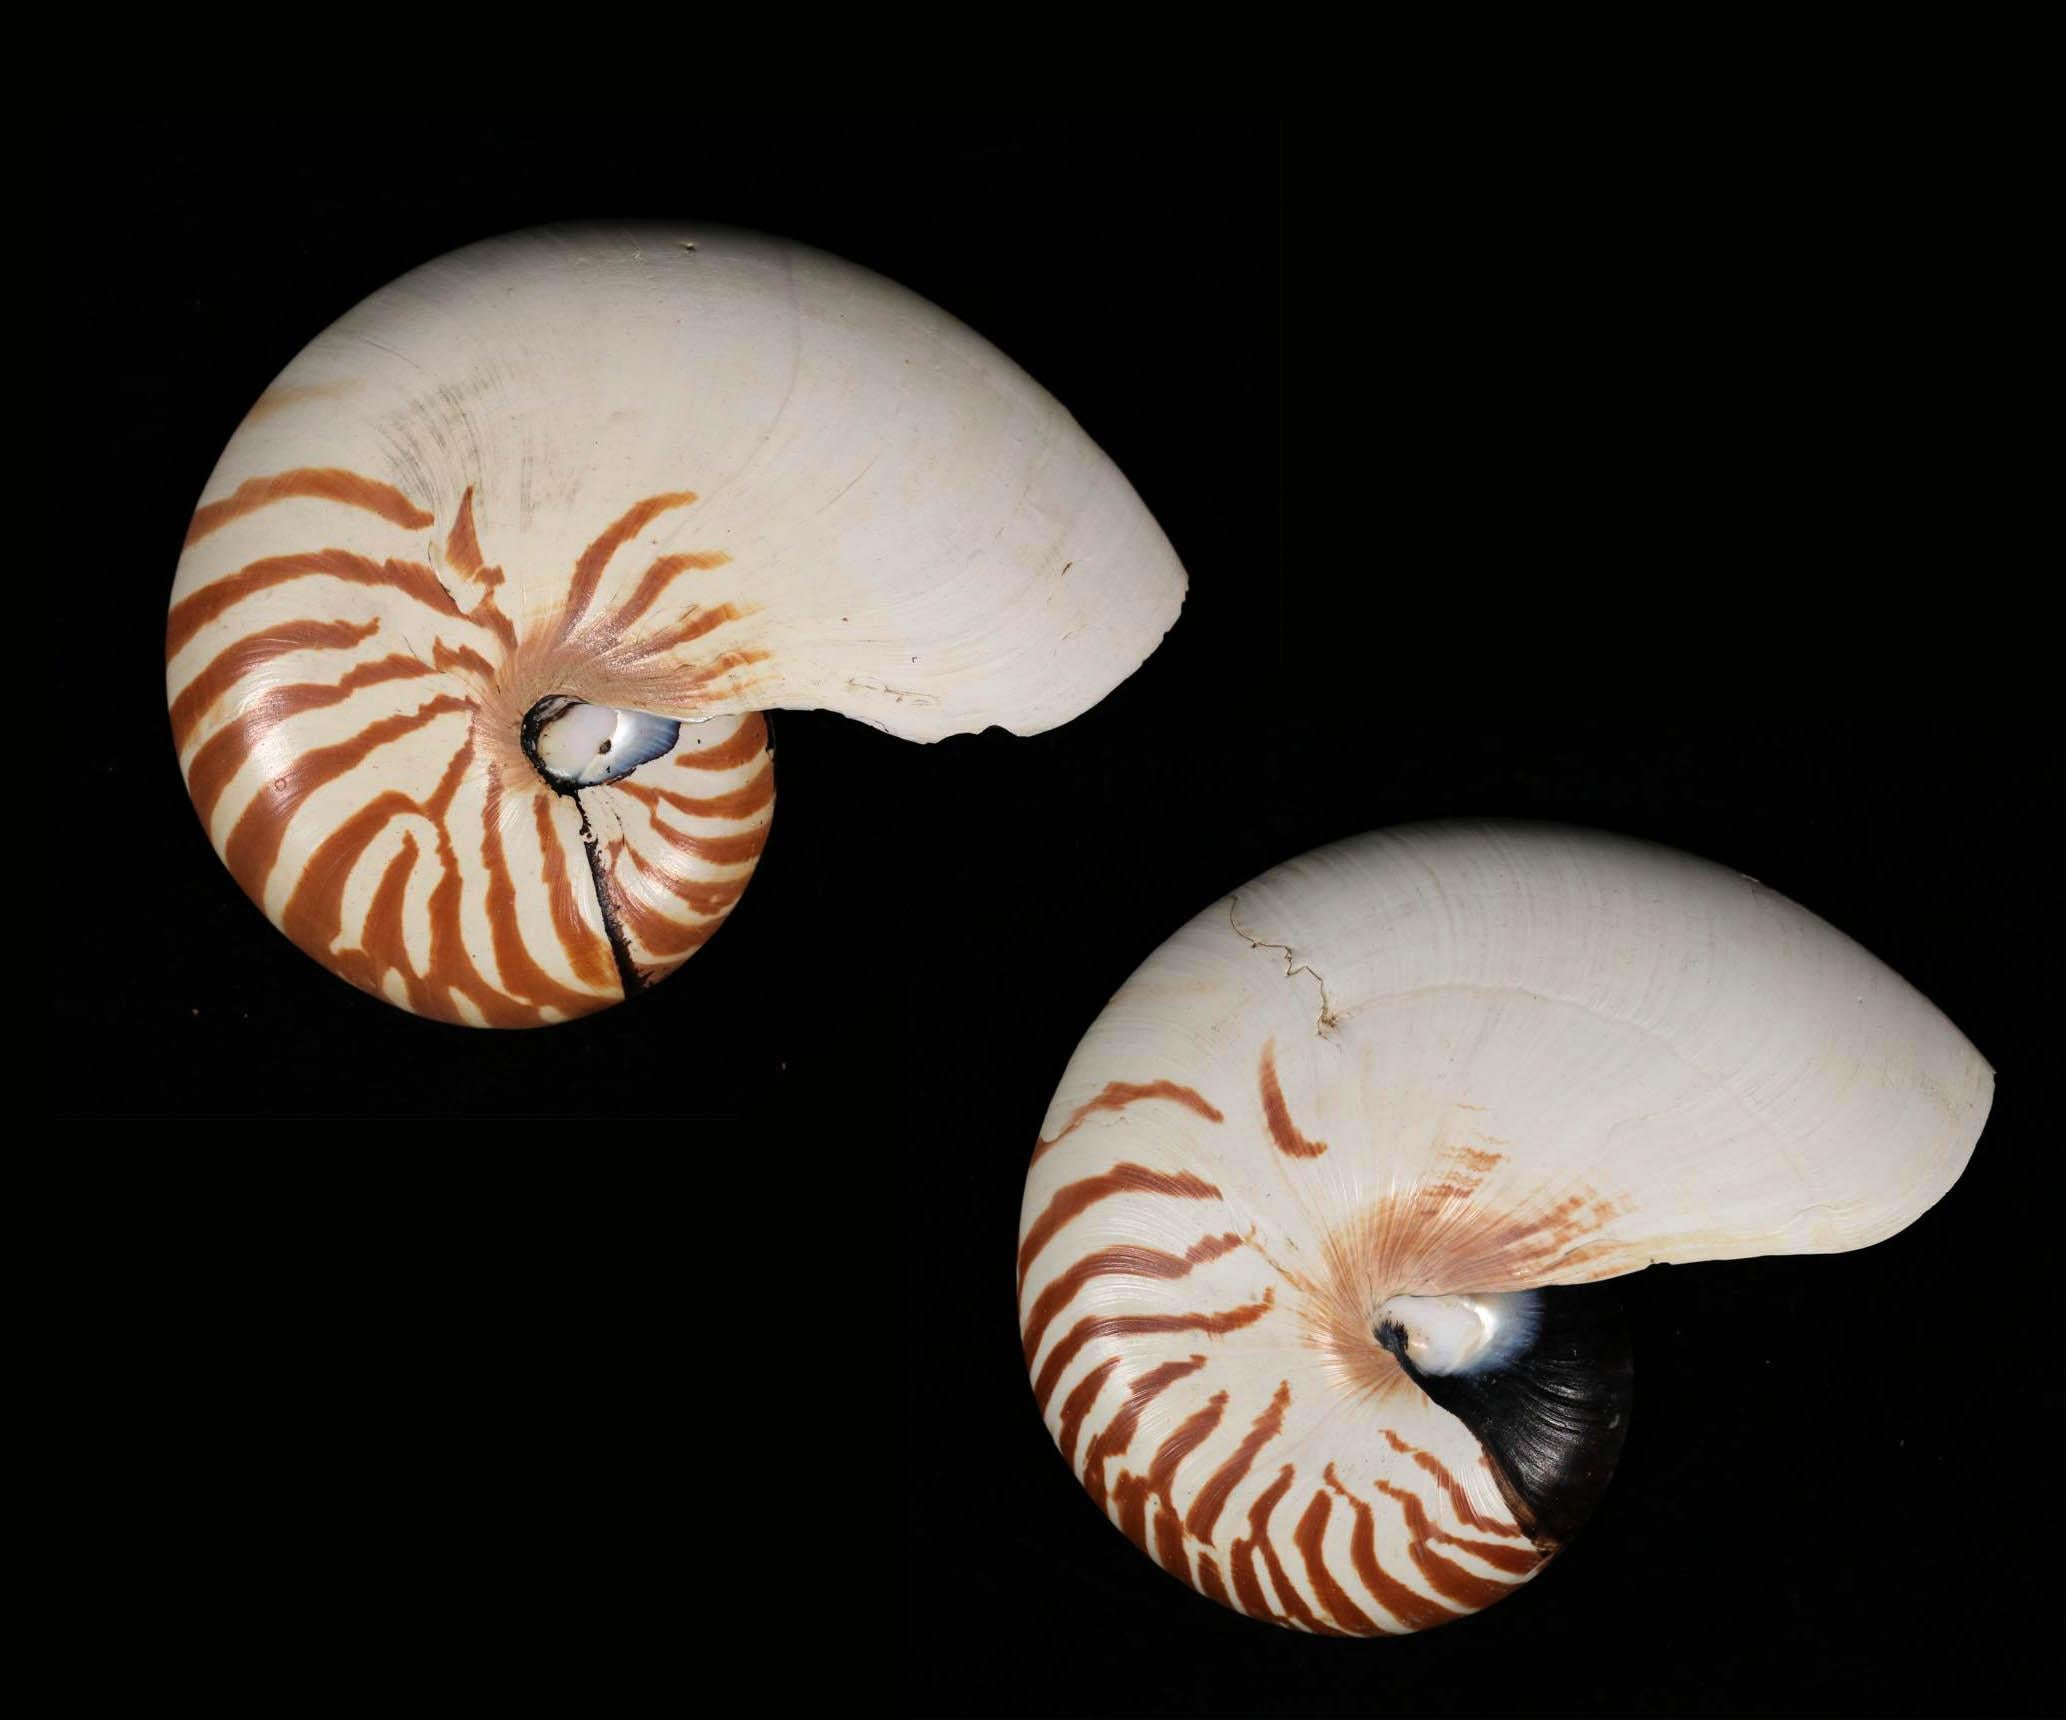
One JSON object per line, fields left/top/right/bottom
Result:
{"left": 521, "top": 694, "right": 682, "bottom": 793}
{"left": 1374, "top": 1290, "right": 1543, "bottom": 1377}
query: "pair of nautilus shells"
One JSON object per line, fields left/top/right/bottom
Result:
{"left": 169, "top": 225, "right": 1992, "bottom": 1633}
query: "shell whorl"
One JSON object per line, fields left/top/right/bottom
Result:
{"left": 165, "top": 223, "right": 1187, "bottom": 1023}
{"left": 1018, "top": 822, "right": 1992, "bottom": 1633}
{"left": 168, "top": 477, "right": 772, "bottom": 1025}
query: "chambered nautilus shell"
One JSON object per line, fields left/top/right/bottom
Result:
{"left": 166, "top": 223, "right": 1182, "bottom": 1025}
{"left": 1019, "top": 822, "right": 1992, "bottom": 1634}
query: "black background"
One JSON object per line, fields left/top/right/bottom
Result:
{"left": 51, "top": 104, "right": 2053, "bottom": 1715}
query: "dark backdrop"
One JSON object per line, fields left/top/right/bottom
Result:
{"left": 50, "top": 110, "right": 2051, "bottom": 1716}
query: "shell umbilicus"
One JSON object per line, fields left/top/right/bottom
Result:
{"left": 166, "top": 223, "right": 1185, "bottom": 1026}
{"left": 1018, "top": 822, "right": 1992, "bottom": 1633}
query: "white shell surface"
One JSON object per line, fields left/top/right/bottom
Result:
{"left": 1017, "top": 822, "right": 1992, "bottom": 1632}
{"left": 166, "top": 223, "right": 1185, "bottom": 1023}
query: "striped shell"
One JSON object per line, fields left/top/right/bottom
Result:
{"left": 1018, "top": 822, "right": 1992, "bottom": 1632}
{"left": 167, "top": 223, "right": 1184, "bottom": 1026}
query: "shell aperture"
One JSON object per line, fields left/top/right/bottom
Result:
{"left": 166, "top": 224, "right": 1186, "bottom": 1026}
{"left": 1018, "top": 822, "right": 1992, "bottom": 1633}
{"left": 1373, "top": 1290, "right": 1543, "bottom": 1376}
{"left": 523, "top": 696, "right": 683, "bottom": 792}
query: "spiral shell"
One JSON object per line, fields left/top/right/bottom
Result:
{"left": 1018, "top": 822, "right": 1991, "bottom": 1632}
{"left": 167, "top": 223, "right": 1184, "bottom": 1025}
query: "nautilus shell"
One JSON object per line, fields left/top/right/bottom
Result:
{"left": 166, "top": 224, "right": 1183, "bottom": 1025}
{"left": 1018, "top": 822, "right": 1991, "bottom": 1633}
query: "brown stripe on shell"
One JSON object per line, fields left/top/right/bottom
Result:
{"left": 613, "top": 781, "right": 771, "bottom": 867}
{"left": 1291, "top": 1489, "right": 1382, "bottom": 1634}
{"left": 675, "top": 715, "right": 770, "bottom": 771}
{"left": 1230, "top": 1466, "right": 1341, "bottom": 1634}
{"left": 617, "top": 602, "right": 746, "bottom": 662}
{"left": 1032, "top": 1292, "right": 1273, "bottom": 1417}
{"left": 1020, "top": 1234, "right": 1244, "bottom": 1367}
{"left": 222, "top": 694, "right": 474, "bottom": 905}
{"left": 610, "top": 552, "right": 733, "bottom": 632}
{"left": 603, "top": 858, "right": 729, "bottom": 966}
{"left": 442, "top": 487, "right": 497, "bottom": 587}
{"left": 614, "top": 765, "right": 775, "bottom": 824}
{"left": 173, "top": 474, "right": 773, "bottom": 1025}
{"left": 1259, "top": 1038, "right": 1328, "bottom": 1158}
{"left": 532, "top": 796, "right": 619, "bottom": 993}
{"left": 1184, "top": 1379, "right": 1291, "bottom": 1544}
{"left": 1057, "top": 1357, "right": 1122, "bottom": 1469}
{"left": 185, "top": 467, "right": 434, "bottom": 546}
{"left": 169, "top": 617, "right": 381, "bottom": 753}
{"left": 1381, "top": 1429, "right": 1528, "bottom": 1539}
{"left": 1323, "top": 1464, "right": 1458, "bottom": 1630}
{"left": 557, "top": 490, "right": 700, "bottom": 641}
{"left": 167, "top": 549, "right": 461, "bottom": 660}
{"left": 185, "top": 653, "right": 439, "bottom": 828}
{"left": 1374, "top": 1476, "right": 1544, "bottom": 1596}
{"left": 1030, "top": 1079, "right": 1227, "bottom": 1167}
{"left": 281, "top": 734, "right": 573, "bottom": 1027}
{"left": 478, "top": 766, "right": 613, "bottom": 1016}
{"left": 1017, "top": 1165, "right": 1224, "bottom": 1296}
{"left": 616, "top": 837, "right": 760, "bottom": 919}
{"left": 1143, "top": 1392, "right": 1229, "bottom": 1524}
{"left": 1081, "top": 1357, "right": 1208, "bottom": 1509}
{"left": 1151, "top": 1492, "right": 1190, "bottom": 1576}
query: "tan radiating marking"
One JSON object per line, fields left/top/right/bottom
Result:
{"left": 1030, "top": 1079, "right": 1226, "bottom": 1167}
{"left": 1258, "top": 1038, "right": 1328, "bottom": 1157}
{"left": 185, "top": 468, "right": 434, "bottom": 546}
{"left": 1291, "top": 1165, "right": 1626, "bottom": 1407}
